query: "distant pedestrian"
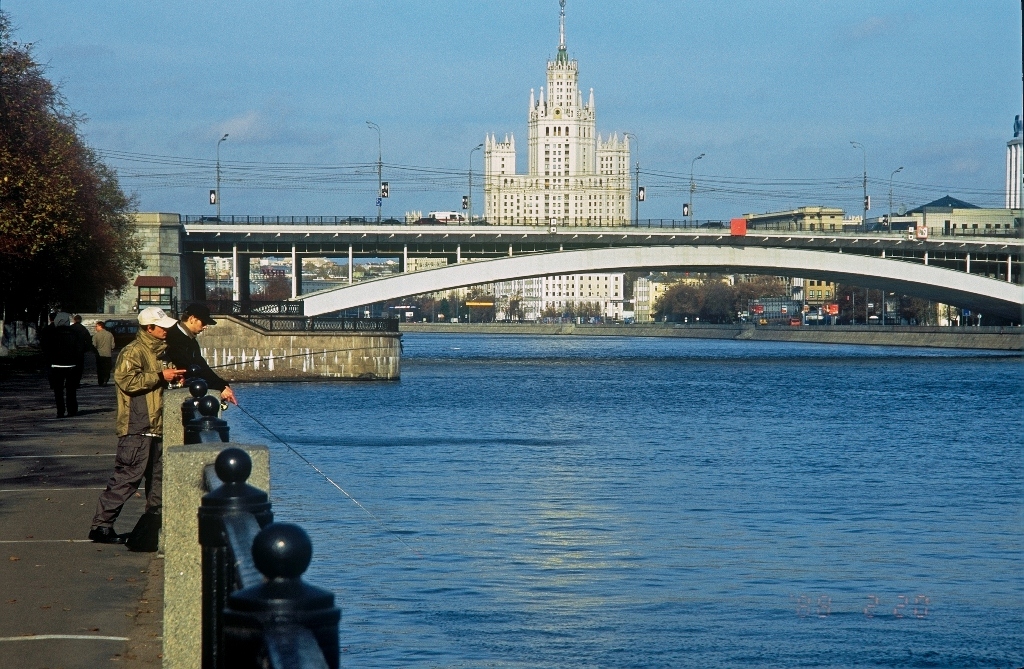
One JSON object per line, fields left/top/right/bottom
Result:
{"left": 38, "top": 312, "right": 88, "bottom": 418}
{"left": 166, "top": 302, "right": 237, "bottom": 405}
{"left": 92, "top": 320, "right": 115, "bottom": 386}
{"left": 71, "top": 315, "right": 92, "bottom": 387}
{"left": 88, "top": 307, "right": 185, "bottom": 544}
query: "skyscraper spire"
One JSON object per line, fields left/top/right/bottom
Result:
{"left": 556, "top": 0, "right": 568, "bottom": 63}
{"left": 559, "top": 0, "right": 566, "bottom": 49}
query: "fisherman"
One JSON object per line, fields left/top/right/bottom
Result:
{"left": 88, "top": 307, "right": 185, "bottom": 544}
{"left": 165, "top": 302, "right": 237, "bottom": 405}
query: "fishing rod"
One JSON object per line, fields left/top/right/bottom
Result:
{"left": 231, "top": 401, "right": 422, "bottom": 559}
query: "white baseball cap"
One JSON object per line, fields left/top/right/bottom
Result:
{"left": 138, "top": 307, "right": 178, "bottom": 328}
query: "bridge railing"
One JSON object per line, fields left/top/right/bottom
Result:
{"left": 186, "top": 300, "right": 305, "bottom": 316}
{"left": 241, "top": 315, "right": 400, "bottom": 333}
{"left": 183, "top": 215, "right": 1022, "bottom": 238}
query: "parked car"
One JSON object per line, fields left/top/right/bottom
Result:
{"left": 103, "top": 319, "right": 139, "bottom": 348}
{"left": 789, "top": 317, "right": 802, "bottom": 326}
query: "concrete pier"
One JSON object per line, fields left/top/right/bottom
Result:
{"left": 194, "top": 316, "right": 401, "bottom": 381}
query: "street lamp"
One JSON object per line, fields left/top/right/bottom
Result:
{"left": 624, "top": 132, "right": 638, "bottom": 226}
{"left": 689, "top": 152, "right": 705, "bottom": 223}
{"left": 888, "top": 166, "right": 903, "bottom": 232}
{"left": 366, "top": 121, "right": 382, "bottom": 223}
{"left": 468, "top": 143, "right": 483, "bottom": 223}
{"left": 850, "top": 141, "right": 867, "bottom": 227}
{"left": 216, "top": 133, "right": 228, "bottom": 220}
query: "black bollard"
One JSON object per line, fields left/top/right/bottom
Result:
{"left": 199, "top": 448, "right": 274, "bottom": 669}
{"left": 222, "top": 523, "right": 341, "bottom": 669}
{"left": 181, "top": 377, "right": 208, "bottom": 426}
{"left": 185, "top": 389, "right": 230, "bottom": 444}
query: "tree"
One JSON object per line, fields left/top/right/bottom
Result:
{"left": 0, "top": 11, "right": 141, "bottom": 320}
{"left": 655, "top": 274, "right": 789, "bottom": 323}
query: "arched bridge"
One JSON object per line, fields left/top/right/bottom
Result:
{"left": 301, "top": 244, "right": 1024, "bottom": 321}
{"left": 178, "top": 218, "right": 1022, "bottom": 321}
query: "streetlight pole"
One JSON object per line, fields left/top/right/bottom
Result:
{"left": 850, "top": 141, "right": 867, "bottom": 227}
{"left": 469, "top": 143, "right": 483, "bottom": 223}
{"left": 689, "top": 152, "right": 705, "bottom": 223}
{"left": 888, "top": 166, "right": 903, "bottom": 233}
{"left": 625, "top": 133, "right": 638, "bottom": 226}
{"left": 366, "top": 121, "right": 382, "bottom": 223}
{"left": 216, "top": 134, "right": 228, "bottom": 220}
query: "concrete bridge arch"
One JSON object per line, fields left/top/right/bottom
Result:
{"left": 300, "top": 245, "right": 1024, "bottom": 322}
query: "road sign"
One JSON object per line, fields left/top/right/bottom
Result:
{"left": 209, "top": 190, "right": 217, "bottom": 205}
{"left": 376, "top": 197, "right": 382, "bottom": 207}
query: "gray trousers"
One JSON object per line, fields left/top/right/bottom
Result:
{"left": 91, "top": 435, "right": 163, "bottom": 529}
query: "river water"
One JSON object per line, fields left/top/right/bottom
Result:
{"left": 231, "top": 335, "right": 1023, "bottom": 668}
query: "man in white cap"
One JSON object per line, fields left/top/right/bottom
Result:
{"left": 88, "top": 307, "right": 185, "bottom": 544}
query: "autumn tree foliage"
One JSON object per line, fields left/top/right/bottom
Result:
{"left": 655, "top": 274, "right": 789, "bottom": 323}
{"left": 0, "top": 11, "right": 141, "bottom": 319}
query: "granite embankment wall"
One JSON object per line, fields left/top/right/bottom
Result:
{"left": 400, "top": 322, "right": 1023, "bottom": 351}
{"left": 195, "top": 316, "right": 401, "bottom": 381}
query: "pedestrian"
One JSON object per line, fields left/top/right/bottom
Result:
{"left": 88, "top": 307, "right": 185, "bottom": 544}
{"left": 71, "top": 314, "right": 92, "bottom": 388}
{"left": 165, "top": 302, "right": 237, "bottom": 405}
{"left": 92, "top": 320, "right": 115, "bottom": 386}
{"left": 38, "top": 312, "right": 88, "bottom": 418}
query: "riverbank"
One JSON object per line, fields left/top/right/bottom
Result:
{"left": 399, "top": 322, "right": 1023, "bottom": 351}
{"left": 0, "top": 361, "right": 161, "bottom": 669}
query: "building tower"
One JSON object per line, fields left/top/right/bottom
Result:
{"left": 484, "top": 0, "right": 631, "bottom": 226}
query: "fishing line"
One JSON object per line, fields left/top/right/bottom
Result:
{"left": 231, "top": 401, "right": 422, "bottom": 558}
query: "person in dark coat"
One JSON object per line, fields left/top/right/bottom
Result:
{"left": 165, "top": 303, "right": 237, "bottom": 405}
{"left": 39, "top": 312, "right": 88, "bottom": 417}
{"left": 71, "top": 315, "right": 93, "bottom": 388}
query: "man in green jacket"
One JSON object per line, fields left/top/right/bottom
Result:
{"left": 88, "top": 307, "right": 185, "bottom": 544}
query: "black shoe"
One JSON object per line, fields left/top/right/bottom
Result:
{"left": 88, "top": 527, "right": 126, "bottom": 544}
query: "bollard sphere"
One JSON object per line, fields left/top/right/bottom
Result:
{"left": 188, "top": 377, "right": 209, "bottom": 398}
{"left": 197, "top": 394, "right": 220, "bottom": 417}
{"left": 214, "top": 447, "right": 252, "bottom": 484}
{"left": 252, "top": 523, "right": 312, "bottom": 579}
{"left": 186, "top": 364, "right": 204, "bottom": 379}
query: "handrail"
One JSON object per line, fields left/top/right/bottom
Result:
{"left": 199, "top": 443, "right": 340, "bottom": 669}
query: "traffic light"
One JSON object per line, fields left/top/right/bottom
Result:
{"left": 462, "top": 195, "right": 469, "bottom": 210}
{"left": 864, "top": 195, "right": 871, "bottom": 211}
{"left": 682, "top": 203, "right": 690, "bottom": 217}
{"left": 380, "top": 182, "right": 389, "bottom": 198}
{"left": 637, "top": 186, "right": 645, "bottom": 202}
{"left": 209, "top": 189, "right": 217, "bottom": 205}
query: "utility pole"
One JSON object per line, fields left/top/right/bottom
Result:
{"left": 888, "top": 166, "right": 903, "bottom": 233}
{"left": 469, "top": 143, "right": 483, "bottom": 223}
{"left": 216, "top": 134, "right": 228, "bottom": 220}
{"left": 367, "top": 121, "right": 382, "bottom": 223}
{"left": 851, "top": 141, "right": 867, "bottom": 228}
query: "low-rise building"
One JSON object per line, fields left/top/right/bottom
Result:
{"left": 743, "top": 206, "right": 846, "bottom": 232}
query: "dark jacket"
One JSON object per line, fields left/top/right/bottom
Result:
{"left": 40, "top": 325, "right": 88, "bottom": 367}
{"left": 164, "top": 322, "right": 228, "bottom": 391}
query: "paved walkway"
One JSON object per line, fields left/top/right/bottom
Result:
{"left": 0, "top": 357, "right": 162, "bottom": 668}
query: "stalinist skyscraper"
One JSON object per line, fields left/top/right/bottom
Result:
{"left": 483, "top": 0, "right": 632, "bottom": 226}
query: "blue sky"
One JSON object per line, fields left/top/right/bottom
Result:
{"left": 6, "top": 0, "right": 1022, "bottom": 220}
